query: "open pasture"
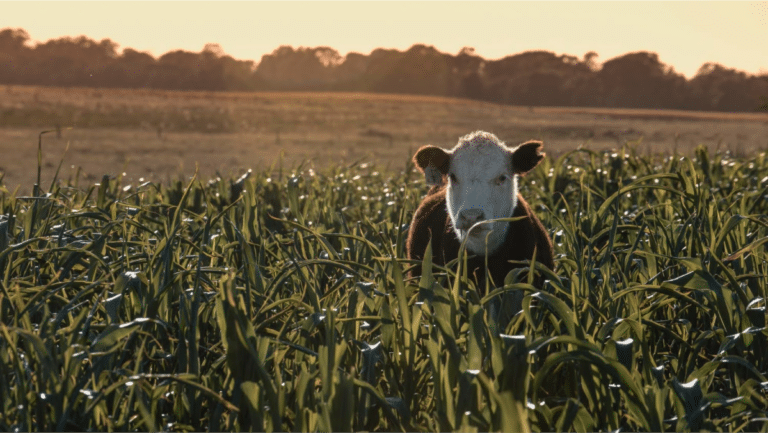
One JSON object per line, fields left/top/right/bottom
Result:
{"left": 1, "top": 84, "right": 767, "bottom": 190}
{"left": 1, "top": 127, "right": 767, "bottom": 430}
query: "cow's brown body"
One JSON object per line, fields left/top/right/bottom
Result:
{"left": 406, "top": 186, "right": 554, "bottom": 289}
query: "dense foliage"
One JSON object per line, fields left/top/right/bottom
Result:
{"left": 0, "top": 137, "right": 767, "bottom": 431}
{"left": 2, "top": 27, "right": 768, "bottom": 112}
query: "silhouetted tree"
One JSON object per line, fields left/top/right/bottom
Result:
{"left": 598, "top": 51, "right": 687, "bottom": 109}
{"left": 257, "top": 46, "right": 342, "bottom": 90}
{"left": 690, "top": 63, "right": 768, "bottom": 111}
{"left": 331, "top": 52, "right": 368, "bottom": 90}
{"left": 484, "top": 51, "right": 592, "bottom": 106}
{"left": 452, "top": 47, "right": 485, "bottom": 99}
{"left": 354, "top": 48, "right": 403, "bottom": 92}
{"left": 107, "top": 48, "right": 156, "bottom": 88}
{"left": 759, "top": 74, "right": 768, "bottom": 112}
{"left": 30, "top": 35, "right": 119, "bottom": 86}
{"left": 367, "top": 44, "right": 452, "bottom": 95}
{"left": 1, "top": 27, "right": 766, "bottom": 112}
{"left": 583, "top": 51, "right": 599, "bottom": 72}
{"left": 0, "top": 28, "right": 32, "bottom": 83}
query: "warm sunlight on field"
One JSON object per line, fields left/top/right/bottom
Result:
{"left": 3, "top": 3, "right": 768, "bottom": 431}
{"left": 1, "top": 85, "right": 766, "bottom": 190}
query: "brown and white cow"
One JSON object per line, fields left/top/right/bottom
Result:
{"left": 406, "top": 131, "right": 554, "bottom": 290}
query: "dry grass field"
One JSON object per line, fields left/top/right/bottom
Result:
{"left": 1, "top": 84, "right": 767, "bottom": 190}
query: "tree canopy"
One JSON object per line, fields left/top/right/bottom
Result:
{"left": 1, "top": 28, "right": 766, "bottom": 112}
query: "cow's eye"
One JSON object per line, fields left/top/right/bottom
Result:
{"left": 496, "top": 175, "right": 507, "bottom": 184}
{"left": 449, "top": 173, "right": 458, "bottom": 183}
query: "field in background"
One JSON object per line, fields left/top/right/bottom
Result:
{"left": 1, "top": 84, "right": 767, "bottom": 190}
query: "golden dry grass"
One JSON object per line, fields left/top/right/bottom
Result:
{"left": 1, "top": 84, "right": 767, "bottom": 190}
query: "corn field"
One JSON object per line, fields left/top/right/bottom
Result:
{"left": 0, "top": 134, "right": 766, "bottom": 431}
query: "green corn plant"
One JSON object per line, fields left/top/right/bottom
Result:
{"left": 1, "top": 135, "right": 767, "bottom": 432}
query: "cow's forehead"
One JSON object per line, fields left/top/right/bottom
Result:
{"left": 449, "top": 132, "right": 510, "bottom": 177}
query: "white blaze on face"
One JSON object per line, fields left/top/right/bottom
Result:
{"left": 445, "top": 131, "right": 518, "bottom": 256}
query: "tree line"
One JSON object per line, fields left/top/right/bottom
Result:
{"left": 2, "top": 28, "right": 767, "bottom": 112}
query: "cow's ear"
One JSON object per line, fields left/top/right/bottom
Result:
{"left": 511, "top": 140, "right": 545, "bottom": 176}
{"left": 413, "top": 145, "right": 450, "bottom": 186}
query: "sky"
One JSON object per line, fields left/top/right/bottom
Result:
{"left": 2, "top": 1, "right": 767, "bottom": 78}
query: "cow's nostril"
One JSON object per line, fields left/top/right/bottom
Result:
{"left": 458, "top": 209, "right": 484, "bottom": 230}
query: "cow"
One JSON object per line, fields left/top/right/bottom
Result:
{"left": 406, "top": 131, "right": 555, "bottom": 293}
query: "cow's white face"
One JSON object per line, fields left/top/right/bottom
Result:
{"left": 446, "top": 136, "right": 518, "bottom": 255}
{"left": 413, "top": 131, "right": 544, "bottom": 256}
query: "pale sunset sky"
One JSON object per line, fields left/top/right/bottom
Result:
{"left": 2, "top": 1, "right": 766, "bottom": 78}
